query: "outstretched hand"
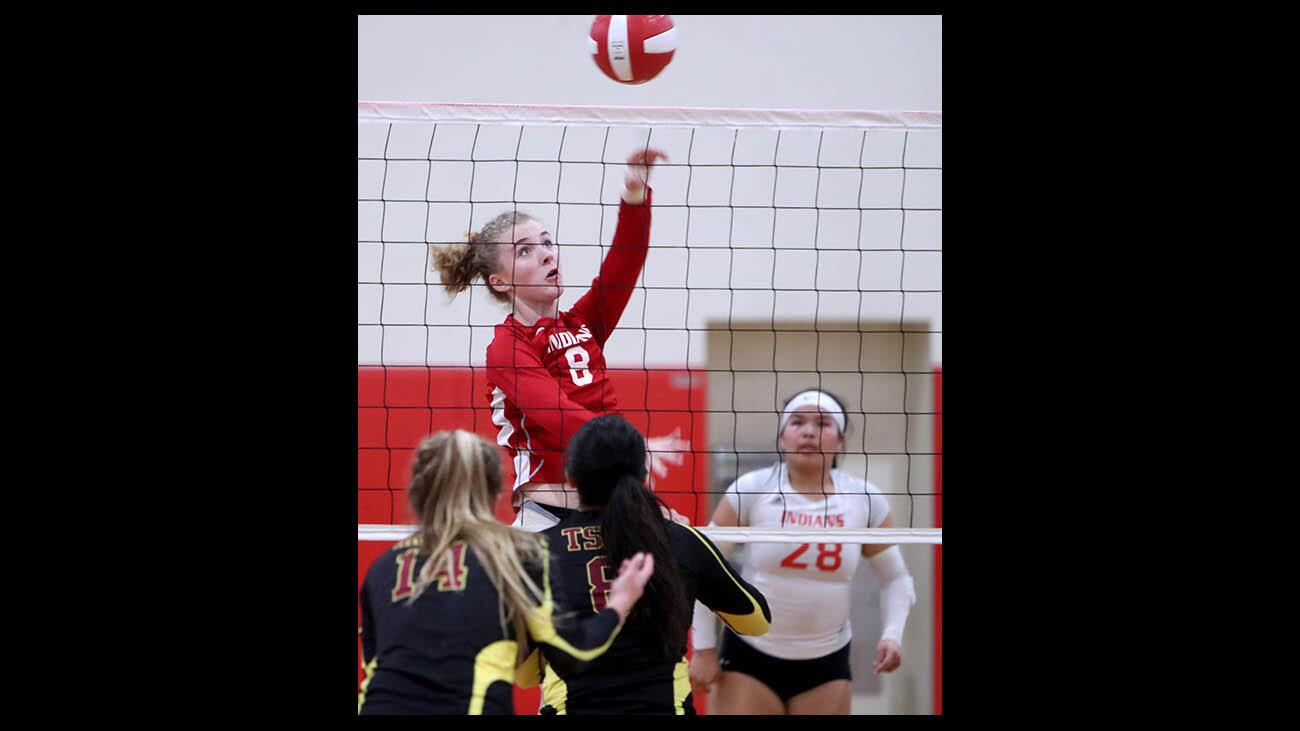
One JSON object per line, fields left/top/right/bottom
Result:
{"left": 623, "top": 147, "right": 668, "bottom": 203}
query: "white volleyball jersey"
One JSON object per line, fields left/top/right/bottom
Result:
{"left": 721, "top": 463, "right": 891, "bottom": 660}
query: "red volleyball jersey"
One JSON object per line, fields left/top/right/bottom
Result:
{"left": 485, "top": 192, "right": 652, "bottom": 489}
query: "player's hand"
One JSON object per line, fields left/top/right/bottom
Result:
{"left": 873, "top": 638, "right": 902, "bottom": 674}
{"left": 606, "top": 552, "right": 655, "bottom": 622}
{"left": 623, "top": 147, "right": 667, "bottom": 203}
{"left": 690, "top": 648, "right": 722, "bottom": 695}
{"left": 646, "top": 427, "right": 688, "bottom": 481}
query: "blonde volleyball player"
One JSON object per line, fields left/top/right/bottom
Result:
{"left": 432, "top": 147, "right": 688, "bottom": 532}
{"left": 687, "top": 389, "right": 917, "bottom": 715}
{"left": 358, "top": 430, "right": 655, "bottom": 715}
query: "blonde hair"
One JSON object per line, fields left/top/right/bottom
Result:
{"left": 406, "top": 430, "right": 545, "bottom": 660}
{"left": 430, "top": 211, "right": 538, "bottom": 306}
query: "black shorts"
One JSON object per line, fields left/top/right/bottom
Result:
{"left": 717, "top": 628, "right": 852, "bottom": 702}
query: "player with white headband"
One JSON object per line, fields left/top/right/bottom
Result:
{"left": 688, "top": 388, "right": 916, "bottom": 715}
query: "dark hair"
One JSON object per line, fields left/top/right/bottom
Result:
{"left": 566, "top": 415, "right": 689, "bottom": 658}
{"left": 778, "top": 388, "right": 850, "bottom": 468}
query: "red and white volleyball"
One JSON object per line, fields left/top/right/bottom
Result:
{"left": 589, "top": 15, "right": 677, "bottom": 85}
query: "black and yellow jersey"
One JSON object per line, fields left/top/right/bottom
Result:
{"left": 528, "top": 510, "right": 771, "bottom": 715}
{"left": 358, "top": 532, "right": 624, "bottom": 715}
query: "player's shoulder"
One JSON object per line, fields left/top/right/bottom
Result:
{"left": 392, "top": 531, "right": 423, "bottom": 550}
{"left": 495, "top": 314, "right": 545, "bottom": 338}
{"left": 832, "top": 469, "right": 883, "bottom": 495}
{"left": 363, "top": 534, "right": 421, "bottom": 583}
{"left": 668, "top": 520, "right": 718, "bottom": 551}
{"left": 831, "top": 472, "right": 891, "bottom": 525}
{"left": 539, "top": 506, "right": 590, "bottom": 536}
{"left": 486, "top": 321, "right": 519, "bottom": 350}
{"left": 666, "top": 520, "right": 696, "bottom": 539}
{"left": 374, "top": 533, "right": 422, "bottom": 565}
{"left": 484, "top": 332, "right": 509, "bottom": 361}
{"left": 667, "top": 520, "right": 707, "bottom": 553}
{"left": 557, "top": 305, "right": 586, "bottom": 325}
{"left": 733, "top": 463, "right": 782, "bottom": 493}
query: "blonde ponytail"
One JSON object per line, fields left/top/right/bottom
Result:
{"left": 429, "top": 211, "right": 538, "bottom": 306}
{"left": 406, "top": 430, "right": 546, "bottom": 662}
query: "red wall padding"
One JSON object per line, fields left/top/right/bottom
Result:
{"left": 357, "top": 366, "right": 709, "bottom": 713}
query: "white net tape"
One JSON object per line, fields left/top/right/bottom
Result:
{"left": 358, "top": 524, "right": 940, "bottom": 545}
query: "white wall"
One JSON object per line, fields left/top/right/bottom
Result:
{"left": 359, "top": 15, "right": 942, "bottom": 369}
{"left": 359, "top": 15, "right": 941, "bottom": 110}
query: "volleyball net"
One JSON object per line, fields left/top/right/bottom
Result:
{"left": 358, "top": 101, "right": 940, "bottom": 537}
{"left": 357, "top": 101, "right": 942, "bottom": 712}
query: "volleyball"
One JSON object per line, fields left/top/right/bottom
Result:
{"left": 588, "top": 15, "right": 677, "bottom": 85}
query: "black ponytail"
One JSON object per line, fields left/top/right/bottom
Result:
{"left": 567, "top": 415, "right": 690, "bottom": 658}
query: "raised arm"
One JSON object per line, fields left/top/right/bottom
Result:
{"left": 570, "top": 148, "right": 667, "bottom": 345}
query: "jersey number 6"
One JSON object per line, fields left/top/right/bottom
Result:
{"left": 566, "top": 346, "right": 593, "bottom": 386}
{"left": 585, "top": 555, "right": 614, "bottom": 611}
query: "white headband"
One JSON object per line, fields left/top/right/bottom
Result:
{"left": 779, "top": 390, "right": 846, "bottom": 434}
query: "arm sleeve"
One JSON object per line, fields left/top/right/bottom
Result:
{"left": 487, "top": 335, "right": 600, "bottom": 449}
{"left": 680, "top": 525, "right": 771, "bottom": 636}
{"left": 689, "top": 518, "right": 743, "bottom": 650}
{"left": 868, "top": 545, "right": 916, "bottom": 646}
{"left": 526, "top": 606, "right": 624, "bottom": 676}
{"left": 522, "top": 551, "right": 626, "bottom": 676}
{"left": 569, "top": 189, "right": 653, "bottom": 346}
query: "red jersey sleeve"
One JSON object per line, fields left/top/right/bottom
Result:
{"left": 486, "top": 330, "right": 600, "bottom": 451}
{"left": 569, "top": 189, "right": 653, "bottom": 347}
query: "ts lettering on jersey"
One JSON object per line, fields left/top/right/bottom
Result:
{"left": 560, "top": 525, "right": 604, "bottom": 552}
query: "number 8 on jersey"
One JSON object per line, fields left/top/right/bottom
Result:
{"left": 566, "top": 346, "right": 593, "bottom": 386}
